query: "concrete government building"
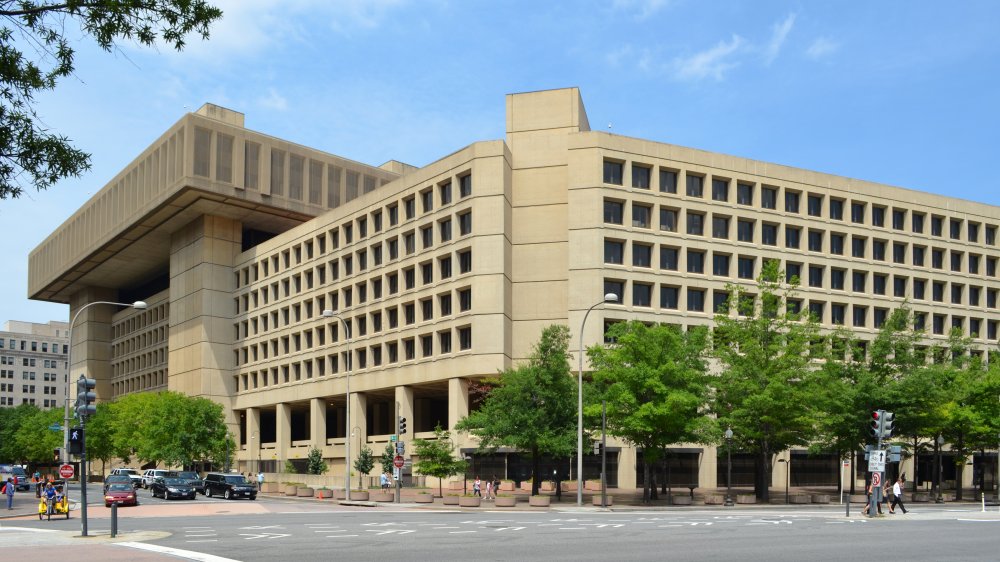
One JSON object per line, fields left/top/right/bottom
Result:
{"left": 28, "top": 88, "right": 1000, "bottom": 493}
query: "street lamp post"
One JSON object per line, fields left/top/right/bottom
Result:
{"left": 724, "top": 428, "right": 734, "bottom": 507}
{"left": 777, "top": 458, "right": 790, "bottom": 505}
{"left": 322, "top": 309, "right": 351, "bottom": 500}
{"left": 63, "top": 300, "right": 147, "bottom": 465}
{"left": 936, "top": 434, "right": 945, "bottom": 504}
{"left": 577, "top": 292, "right": 618, "bottom": 506}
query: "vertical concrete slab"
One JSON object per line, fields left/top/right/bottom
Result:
{"left": 247, "top": 407, "right": 260, "bottom": 471}
{"left": 68, "top": 287, "right": 119, "bottom": 402}
{"left": 448, "top": 377, "right": 469, "bottom": 430}
{"left": 310, "top": 397, "right": 327, "bottom": 448}
{"left": 395, "top": 385, "right": 414, "bottom": 436}
{"left": 276, "top": 402, "right": 291, "bottom": 461}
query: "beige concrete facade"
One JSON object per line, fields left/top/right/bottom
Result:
{"left": 0, "top": 320, "right": 69, "bottom": 409}
{"left": 29, "top": 88, "right": 1000, "bottom": 492}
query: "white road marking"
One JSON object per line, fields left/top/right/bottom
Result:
{"left": 327, "top": 534, "right": 360, "bottom": 538}
{"left": 449, "top": 531, "right": 476, "bottom": 534}
{"left": 114, "top": 542, "right": 240, "bottom": 562}
{"left": 240, "top": 532, "right": 291, "bottom": 540}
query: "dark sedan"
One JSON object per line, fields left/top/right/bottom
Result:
{"left": 103, "top": 474, "right": 133, "bottom": 494}
{"left": 167, "top": 470, "right": 206, "bottom": 495}
{"left": 149, "top": 476, "right": 196, "bottom": 500}
{"left": 104, "top": 483, "right": 139, "bottom": 507}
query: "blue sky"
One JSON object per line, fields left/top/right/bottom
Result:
{"left": 3, "top": 0, "right": 999, "bottom": 324}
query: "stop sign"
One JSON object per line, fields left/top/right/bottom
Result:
{"left": 393, "top": 455, "right": 404, "bottom": 468}
{"left": 59, "top": 464, "right": 75, "bottom": 479}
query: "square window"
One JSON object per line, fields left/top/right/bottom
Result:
{"left": 912, "top": 213, "right": 924, "bottom": 233}
{"left": 687, "top": 250, "right": 705, "bottom": 274}
{"left": 632, "top": 164, "right": 651, "bottom": 189}
{"left": 785, "top": 191, "right": 800, "bottom": 213}
{"left": 686, "top": 211, "right": 704, "bottom": 235}
{"left": 712, "top": 178, "right": 728, "bottom": 201}
{"left": 852, "top": 236, "right": 866, "bottom": 258}
{"left": 831, "top": 268, "right": 845, "bottom": 290}
{"left": 829, "top": 199, "right": 844, "bottom": 220}
{"left": 873, "top": 240, "right": 887, "bottom": 261}
{"left": 660, "top": 247, "right": 679, "bottom": 270}
{"left": 713, "top": 253, "right": 730, "bottom": 277}
{"left": 852, "top": 271, "right": 867, "bottom": 293}
{"left": 894, "top": 276, "right": 907, "bottom": 298}
{"left": 604, "top": 200, "right": 624, "bottom": 224}
{"left": 660, "top": 286, "right": 679, "bottom": 309}
{"left": 761, "top": 187, "right": 777, "bottom": 209}
{"left": 873, "top": 274, "right": 887, "bottom": 295}
{"left": 872, "top": 206, "right": 886, "bottom": 227}
{"left": 603, "top": 160, "right": 623, "bottom": 185}
{"left": 633, "top": 243, "right": 652, "bottom": 268}
{"left": 830, "top": 233, "right": 844, "bottom": 255}
{"left": 785, "top": 227, "right": 801, "bottom": 249}
{"left": 786, "top": 262, "right": 802, "bottom": 284}
{"left": 737, "top": 183, "right": 753, "bottom": 205}
{"left": 604, "top": 279, "right": 625, "bottom": 301}
{"left": 807, "top": 194, "right": 822, "bottom": 217}
{"left": 808, "top": 230, "right": 823, "bottom": 252}
{"left": 762, "top": 223, "right": 778, "bottom": 246}
{"left": 851, "top": 202, "right": 865, "bottom": 224}
{"left": 892, "top": 209, "right": 906, "bottom": 230}
{"left": 687, "top": 288, "right": 705, "bottom": 312}
{"left": 659, "top": 169, "right": 678, "bottom": 193}
{"left": 633, "top": 204, "right": 652, "bottom": 228}
{"left": 633, "top": 283, "right": 652, "bottom": 307}
{"left": 808, "top": 265, "right": 824, "bottom": 288}
{"left": 913, "top": 279, "right": 926, "bottom": 300}
{"left": 737, "top": 219, "right": 754, "bottom": 242}
{"left": 686, "top": 174, "right": 703, "bottom": 197}
{"left": 712, "top": 216, "right": 729, "bottom": 239}
{"left": 738, "top": 256, "right": 755, "bottom": 279}
{"left": 931, "top": 215, "right": 943, "bottom": 236}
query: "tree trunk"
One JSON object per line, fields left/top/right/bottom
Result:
{"left": 531, "top": 445, "right": 540, "bottom": 496}
{"left": 755, "top": 449, "right": 771, "bottom": 502}
{"left": 849, "top": 454, "right": 856, "bottom": 495}
{"left": 955, "top": 434, "right": 964, "bottom": 501}
{"left": 911, "top": 435, "right": 919, "bottom": 493}
{"left": 642, "top": 460, "right": 651, "bottom": 503}
{"left": 650, "top": 469, "right": 658, "bottom": 500}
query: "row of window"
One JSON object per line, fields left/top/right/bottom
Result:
{"left": 602, "top": 279, "right": 1000, "bottom": 341}
{"left": 602, "top": 159, "right": 999, "bottom": 248}
{"left": 235, "top": 174, "right": 473, "bottom": 288}
{"left": 113, "top": 370, "right": 166, "bottom": 398}
{"left": 238, "top": 326, "right": 473, "bottom": 392}
{"left": 112, "top": 303, "right": 169, "bottom": 339}
{"left": 236, "top": 287, "right": 473, "bottom": 365}
{"left": 0, "top": 338, "right": 66, "bottom": 353}
{"left": 604, "top": 200, "right": 1000, "bottom": 278}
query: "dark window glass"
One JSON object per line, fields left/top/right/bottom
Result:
{"left": 874, "top": 308, "right": 888, "bottom": 329}
{"left": 969, "top": 254, "right": 980, "bottom": 274}
{"left": 830, "top": 233, "right": 844, "bottom": 255}
{"left": 851, "top": 202, "right": 865, "bottom": 224}
{"left": 687, "top": 250, "right": 705, "bottom": 274}
{"left": 913, "top": 279, "right": 926, "bottom": 300}
{"left": 932, "top": 248, "right": 944, "bottom": 269}
{"left": 808, "top": 265, "right": 823, "bottom": 288}
{"left": 459, "top": 250, "right": 472, "bottom": 273}
{"left": 711, "top": 179, "right": 728, "bottom": 201}
{"left": 872, "top": 206, "right": 885, "bottom": 227}
{"left": 852, "top": 271, "right": 866, "bottom": 293}
{"left": 932, "top": 282, "right": 944, "bottom": 302}
{"left": 852, "top": 237, "right": 866, "bottom": 258}
{"left": 687, "top": 288, "right": 705, "bottom": 312}
{"left": 686, "top": 212, "right": 704, "bottom": 235}
{"left": 633, "top": 204, "right": 651, "bottom": 228}
{"left": 737, "top": 219, "right": 754, "bottom": 242}
{"left": 912, "top": 246, "right": 925, "bottom": 266}
{"left": 809, "top": 301, "right": 824, "bottom": 321}
{"left": 873, "top": 274, "right": 887, "bottom": 295}
{"left": 660, "top": 247, "right": 679, "bottom": 270}
{"left": 738, "top": 257, "right": 755, "bottom": 279}
{"left": 713, "top": 254, "right": 730, "bottom": 276}
{"left": 987, "top": 257, "right": 997, "bottom": 277}
{"left": 933, "top": 315, "right": 945, "bottom": 335}
{"left": 785, "top": 227, "right": 800, "bottom": 249}
{"left": 633, "top": 243, "right": 652, "bottom": 267}
{"left": 761, "top": 187, "right": 777, "bottom": 209}
{"left": 950, "top": 219, "right": 962, "bottom": 240}
{"left": 831, "top": 304, "right": 846, "bottom": 325}
{"left": 808, "top": 230, "right": 823, "bottom": 252}
{"left": 660, "top": 208, "right": 678, "bottom": 232}
{"left": 951, "top": 251, "right": 963, "bottom": 272}
{"left": 659, "top": 169, "right": 677, "bottom": 193}
{"left": 661, "top": 286, "right": 679, "bottom": 309}
{"left": 737, "top": 183, "right": 753, "bottom": 205}
{"left": 786, "top": 263, "right": 802, "bottom": 284}
{"left": 951, "top": 284, "right": 963, "bottom": 304}
{"left": 987, "top": 226, "right": 997, "bottom": 245}
{"left": 831, "top": 269, "right": 845, "bottom": 290}
{"left": 714, "top": 291, "right": 730, "bottom": 313}
{"left": 604, "top": 240, "right": 624, "bottom": 264}
{"left": 603, "top": 161, "right": 623, "bottom": 185}
{"left": 807, "top": 194, "right": 822, "bottom": 217}
{"left": 873, "top": 240, "right": 886, "bottom": 261}
{"left": 632, "top": 165, "right": 651, "bottom": 189}
{"left": 892, "top": 209, "right": 906, "bottom": 230}
{"left": 894, "top": 276, "right": 907, "bottom": 298}
{"left": 829, "top": 199, "right": 844, "bottom": 220}
{"left": 785, "top": 191, "right": 800, "bottom": 213}
{"left": 633, "top": 283, "right": 652, "bottom": 306}
{"left": 686, "top": 175, "right": 703, "bottom": 197}
{"left": 712, "top": 216, "right": 729, "bottom": 239}
{"left": 762, "top": 223, "right": 778, "bottom": 246}
{"left": 853, "top": 306, "right": 867, "bottom": 327}
{"left": 459, "top": 212, "right": 472, "bottom": 235}
{"left": 460, "top": 174, "right": 472, "bottom": 197}
{"left": 931, "top": 216, "right": 943, "bottom": 236}
{"left": 912, "top": 213, "right": 924, "bottom": 233}
{"left": 893, "top": 243, "right": 906, "bottom": 264}
{"left": 604, "top": 279, "right": 624, "bottom": 301}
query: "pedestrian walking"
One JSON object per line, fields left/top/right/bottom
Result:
{"left": 890, "top": 476, "right": 908, "bottom": 514}
{"left": 4, "top": 477, "right": 14, "bottom": 510}
{"left": 485, "top": 477, "right": 493, "bottom": 499}
{"left": 473, "top": 476, "right": 481, "bottom": 497}
{"left": 380, "top": 472, "right": 389, "bottom": 491}
{"left": 493, "top": 475, "right": 501, "bottom": 498}
{"left": 862, "top": 480, "right": 883, "bottom": 515}
{"left": 257, "top": 471, "right": 264, "bottom": 490}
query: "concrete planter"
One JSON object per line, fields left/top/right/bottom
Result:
{"left": 911, "top": 492, "right": 930, "bottom": 502}
{"left": 736, "top": 494, "right": 756, "bottom": 504}
{"left": 349, "top": 491, "right": 369, "bottom": 501}
{"left": 371, "top": 491, "right": 394, "bottom": 502}
{"left": 592, "top": 495, "right": 613, "bottom": 506}
{"left": 332, "top": 489, "right": 346, "bottom": 500}
{"left": 494, "top": 496, "right": 517, "bottom": 507}
{"left": 443, "top": 495, "right": 460, "bottom": 505}
{"left": 317, "top": 488, "right": 333, "bottom": 499}
{"left": 414, "top": 493, "right": 434, "bottom": 504}
{"left": 459, "top": 496, "right": 481, "bottom": 507}
{"left": 585, "top": 480, "right": 603, "bottom": 491}
{"left": 788, "top": 495, "right": 809, "bottom": 504}
{"left": 540, "top": 482, "right": 555, "bottom": 492}
{"left": 261, "top": 482, "right": 279, "bottom": 493}
{"left": 703, "top": 495, "right": 724, "bottom": 505}
{"left": 498, "top": 481, "right": 515, "bottom": 492}
{"left": 296, "top": 487, "right": 315, "bottom": 497}
{"left": 529, "top": 495, "right": 551, "bottom": 507}
{"left": 284, "top": 486, "right": 299, "bottom": 496}
{"left": 671, "top": 495, "right": 692, "bottom": 505}
{"left": 811, "top": 494, "right": 830, "bottom": 504}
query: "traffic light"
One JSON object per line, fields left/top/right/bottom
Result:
{"left": 53, "top": 448, "right": 60, "bottom": 461}
{"left": 593, "top": 441, "right": 600, "bottom": 455}
{"left": 398, "top": 416, "right": 407, "bottom": 435}
{"left": 881, "top": 411, "right": 894, "bottom": 439}
{"left": 69, "top": 427, "right": 84, "bottom": 454}
{"left": 75, "top": 376, "right": 97, "bottom": 419}
{"left": 870, "top": 410, "right": 882, "bottom": 438}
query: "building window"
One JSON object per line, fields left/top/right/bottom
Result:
{"left": 874, "top": 308, "right": 888, "bottom": 329}
{"left": 737, "top": 219, "right": 754, "bottom": 242}
{"left": 439, "top": 331, "right": 452, "bottom": 354}
{"left": 459, "top": 174, "right": 472, "bottom": 197}
{"left": 761, "top": 187, "right": 777, "bottom": 210}
{"left": 931, "top": 215, "right": 943, "bottom": 236}
{"left": 831, "top": 303, "right": 846, "bottom": 325}
{"left": 459, "top": 326, "right": 472, "bottom": 350}
{"left": 808, "top": 265, "right": 823, "bottom": 288}
{"left": 931, "top": 248, "right": 944, "bottom": 269}
{"left": 660, "top": 286, "right": 679, "bottom": 309}
{"left": 459, "top": 250, "right": 472, "bottom": 273}
{"left": 633, "top": 283, "right": 652, "bottom": 307}
{"left": 829, "top": 199, "right": 844, "bottom": 220}
{"left": 950, "top": 218, "right": 962, "bottom": 240}
{"left": 686, "top": 174, "right": 703, "bottom": 197}
{"left": 604, "top": 200, "right": 624, "bottom": 224}
{"left": 687, "top": 250, "right": 705, "bottom": 274}
{"left": 713, "top": 253, "right": 730, "bottom": 277}
{"left": 830, "top": 233, "right": 845, "bottom": 255}
{"left": 986, "top": 225, "right": 997, "bottom": 245}
{"left": 603, "top": 160, "right": 623, "bottom": 185}
{"left": 851, "top": 202, "right": 865, "bottom": 224}
{"left": 660, "top": 208, "right": 678, "bottom": 232}
{"left": 659, "top": 169, "right": 677, "bottom": 193}
{"left": 870, "top": 206, "right": 885, "bottom": 227}
{"left": 633, "top": 165, "right": 651, "bottom": 189}
{"left": 933, "top": 314, "right": 945, "bottom": 335}
{"left": 458, "top": 211, "right": 473, "bottom": 236}
{"left": 852, "top": 236, "right": 866, "bottom": 258}
{"left": 873, "top": 274, "right": 887, "bottom": 295}
{"left": 604, "top": 279, "right": 624, "bottom": 301}
{"left": 421, "top": 189, "right": 433, "bottom": 213}
{"left": 762, "top": 223, "right": 777, "bottom": 246}
{"left": 893, "top": 243, "right": 906, "bottom": 264}
{"left": 737, "top": 183, "right": 753, "bottom": 205}
{"left": 951, "top": 284, "right": 963, "bottom": 305}
{"left": 912, "top": 246, "right": 925, "bottom": 267}
{"left": 459, "top": 288, "right": 472, "bottom": 312}
{"left": 738, "top": 256, "right": 755, "bottom": 280}
{"left": 852, "top": 271, "right": 867, "bottom": 293}
{"left": 969, "top": 254, "right": 980, "bottom": 275}
{"left": 604, "top": 240, "right": 624, "bottom": 265}
{"left": 853, "top": 306, "right": 867, "bottom": 327}
{"left": 687, "top": 288, "right": 705, "bottom": 312}
{"left": 785, "top": 226, "right": 801, "bottom": 249}
{"left": 912, "top": 213, "right": 924, "bottom": 233}
{"left": 712, "top": 216, "right": 729, "bottom": 239}
{"left": 785, "top": 191, "right": 800, "bottom": 213}
{"left": 913, "top": 279, "right": 926, "bottom": 300}
{"left": 809, "top": 301, "right": 825, "bottom": 322}
{"left": 807, "top": 194, "right": 822, "bottom": 217}
{"left": 873, "top": 240, "right": 887, "bottom": 261}
{"left": 786, "top": 262, "right": 802, "bottom": 284}
{"left": 932, "top": 281, "right": 945, "bottom": 302}
{"left": 831, "top": 268, "right": 845, "bottom": 290}
{"left": 439, "top": 219, "right": 453, "bottom": 243}
{"left": 712, "top": 178, "right": 728, "bottom": 201}
{"left": 633, "top": 243, "right": 652, "bottom": 268}
{"left": 686, "top": 212, "right": 704, "bottom": 235}
{"left": 660, "top": 247, "right": 679, "bottom": 270}
{"left": 951, "top": 251, "right": 963, "bottom": 272}
{"left": 633, "top": 204, "right": 652, "bottom": 228}
{"left": 808, "top": 230, "right": 823, "bottom": 252}
{"left": 894, "top": 276, "right": 908, "bottom": 298}
{"left": 987, "top": 257, "right": 997, "bottom": 277}
{"left": 892, "top": 209, "right": 906, "bottom": 230}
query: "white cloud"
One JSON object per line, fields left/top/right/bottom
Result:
{"left": 257, "top": 88, "right": 289, "bottom": 111}
{"left": 611, "top": 0, "right": 671, "bottom": 19}
{"left": 764, "top": 13, "right": 796, "bottom": 65}
{"left": 673, "top": 34, "right": 745, "bottom": 81}
{"left": 806, "top": 37, "right": 840, "bottom": 59}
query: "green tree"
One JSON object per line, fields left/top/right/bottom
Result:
{"left": 0, "top": 0, "right": 222, "bottom": 200}
{"left": 456, "top": 324, "right": 577, "bottom": 495}
{"left": 353, "top": 445, "right": 374, "bottom": 489}
{"left": 378, "top": 442, "right": 395, "bottom": 476}
{"left": 712, "top": 260, "right": 826, "bottom": 502}
{"left": 586, "top": 321, "right": 713, "bottom": 503}
{"left": 0, "top": 403, "right": 39, "bottom": 462}
{"left": 12, "top": 405, "right": 63, "bottom": 464}
{"left": 413, "top": 424, "right": 468, "bottom": 498}
{"left": 307, "top": 447, "right": 327, "bottom": 475}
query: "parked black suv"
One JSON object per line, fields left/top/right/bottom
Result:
{"left": 203, "top": 473, "right": 257, "bottom": 500}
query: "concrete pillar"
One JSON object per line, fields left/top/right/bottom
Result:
{"left": 448, "top": 377, "right": 469, "bottom": 430}
{"left": 247, "top": 407, "right": 260, "bottom": 473}
{"left": 349, "top": 391, "right": 367, "bottom": 450}
{"left": 276, "top": 402, "right": 291, "bottom": 461}
{"left": 395, "top": 385, "right": 414, "bottom": 437}
{"left": 168, "top": 215, "right": 241, "bottom": 431}
{"left": 617, "top": 446, "right": 637, "bottom": 490}
{"left": 310, "top": 397, "right": 326, "bottom": 448}
{"left": 774, "top": 451, "right": 791, "bottom": 493}
{"left": 698, "top": 447, "right": 718, "bottom": 489}
{"left": 68, "top": 287, "right": 118, "bottom": 402}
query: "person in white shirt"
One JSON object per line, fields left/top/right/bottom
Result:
{"left": 889, "top": 476, "right": 908, "bottom": 514}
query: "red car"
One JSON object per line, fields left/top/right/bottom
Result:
{"left": 104, "top": 483, "right": 139, "bottom": 507}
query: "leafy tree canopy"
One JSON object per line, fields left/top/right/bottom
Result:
{"left": 0, "top": 0, "right": 222, "bottom": 199}
{"left": 353, "top": 445, "right": 374, "bottom": 490}
{"left": 412, "top": 424, "right": 468, "bottom": 497}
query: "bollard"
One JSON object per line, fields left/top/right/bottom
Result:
{"left": 110, "top": 502, "right": 118, "bottom": 538}
{"left": 844, "top": 491, "right": 849, "bottom": 517}
{"left": 982, "top": 492, "right": 986, "bottom": 513}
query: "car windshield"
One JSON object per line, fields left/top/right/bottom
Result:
{"left": 224, "top": 475, "right": 248, "bottom": 484}
{"left": 11, "top": 467, "right": 26, "bottom": 476}
{"left": 107, "top": 484, "right": 132, "bottom": 492}
{"left": 120, "top": 469, "right": 139, "bottom": 476}
{"left": 107, "top": 475, "right": 130, "bottom": 482}
{"left": 174, "top": 472, "right": 199, "bottom": 479}
{"left": 163, "top": 478, "right": 185, "bottom": 485}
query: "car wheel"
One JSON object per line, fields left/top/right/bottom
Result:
{"left": 105, "top": 503, "right": 111, "bottom": 508}
{"left": 206, "top": 487, "right": 213, "bottom": 497}
{"left": 224, "top": 489, "right": 232, "bottom": 500}
{"left": 250, "top": 495, "right": 257, "bottom": 501}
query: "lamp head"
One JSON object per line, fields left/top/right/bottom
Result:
{"left": 321, "top": 309, "right": 335, "bottom": 318}
{"left": 603, "top": 292, "right": 619, "bottom": 303}
{"left": 132, "top": 301, "right": 148, "bottom": 309}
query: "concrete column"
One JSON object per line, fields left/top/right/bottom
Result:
{"left": 247, "top": 407, "right": 260, "bottom": 472}
{"left": 448, "top": 377, "right": 469, "bottom": 430}
{"left": 68, "top": 287, "right": 118, "bottom": 402}
{"left": 276, "top": 402, "right": 291, "bottom": 461}
{"left": 349, "top": 391, "right": 367, "bottom": 449}
{"left": 395, "top": 385, "right": 414, "bottom": 437}
{"left": 310, "top": 397, "right": 326, "bottom": 448}
{"left": 698, "top": 447, "right": 718, "bottom": 489}
{"left": 618, "top": 446, "right": 637, "bottom": 490}
{"left": 773, "top": 451, "right": 790, "bottom": 492}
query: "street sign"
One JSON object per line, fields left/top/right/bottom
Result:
{"left": 393, "top": 455, "right": 404, "bottom": 469}
{"left": 868, "top": 449, "right": 886, "bottom": 473}
{"left": 390, "top": 435, "right": 397, "bottom": 442}
{"left": 871, "top": 472, "right": 881, "bottom": 487}
{"left": 59, "top": 464, "right": 75, "bottom": 479}
{"left": 395, "top": 441, "right": 405, "bottom": 454}
{"left": 48, "top": 423, "right": 62, "bottom": 432}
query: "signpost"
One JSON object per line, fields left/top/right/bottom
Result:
{"left": 58, "top": 464, "right": 75, "bottom": 479}
{"left": 868, "top": 450, "right": 886, "bottom": 473}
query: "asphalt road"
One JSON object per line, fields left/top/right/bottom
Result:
{"left": 5, "top": 488, "right": 1000, "bottom": 562}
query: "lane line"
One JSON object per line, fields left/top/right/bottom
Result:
{"left": 114, "top": 542, "right": 240, "bottom": 562}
